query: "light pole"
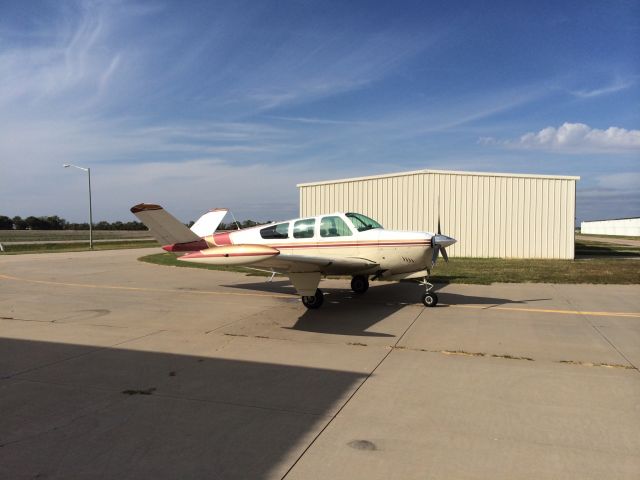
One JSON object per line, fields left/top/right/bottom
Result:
{"left": 63, "top": 164, "right": 93, "bottom": 250}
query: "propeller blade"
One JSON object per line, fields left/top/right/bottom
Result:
{"left": 431, "top": 244, "right": 440, "bottom": 267}
{"left": 441, "top": 247, "right": 449, "bottom": 262}
{"left": 437, "top": 196, "right": 442, "bottom": 235}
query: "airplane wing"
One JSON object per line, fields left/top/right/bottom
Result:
{"left": 254, "top": 253, "right": 378, "bottom": 274}
{"left": 179, "top": 246, "right": 379, "bottom": 296}
{"left": 256, "top": 254, "right": 378, "bottom": 296}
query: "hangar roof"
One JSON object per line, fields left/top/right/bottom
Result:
{"left": 297, "top": 169, "right": 580, "bottom": 187}
{"left": 582, "top": 217, "right": 640, "bottom": 223}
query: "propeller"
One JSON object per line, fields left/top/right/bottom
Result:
{"left": 430, "top": 199, "right": 454, "bottom": 267}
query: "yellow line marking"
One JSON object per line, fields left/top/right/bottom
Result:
{"left": 449, "top": 304, "right": 640, "bottom": 318}
{"left": 0, "top": 273, "right": 294, "bottom": 300}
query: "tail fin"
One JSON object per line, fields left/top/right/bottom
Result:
{"left": 190, "top": 208, "right": 228, "bottom": 237}
{"left": 131, "top": 203, "right": 202, "bottom": 247}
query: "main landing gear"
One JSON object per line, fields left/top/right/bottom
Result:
{"left": 301, "top": 289, "right": 324, "bottom": 309}
{"left": 419, "top": 277, "right": 438, "bottom": 307}
{"left": 350, "top": 275, "right": 369, "bottom": 294}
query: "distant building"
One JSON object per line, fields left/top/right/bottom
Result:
{"left": 298, "top": 169, "right": 580, "bottom": 259}
{"left": 581, "top": 217, "right": 640, "bottom": 237}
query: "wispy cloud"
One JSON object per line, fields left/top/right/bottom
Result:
{"left": 0, "top": 2, "right": 114, "bottom": 108}
{"left": 480, "top": 123, "right": 640, "bottom": 153}
{"left": 266, "top": 115, "right": 373, "bottom": 126}
{"left": 570, "top": 77, "right": 636, "bottom": 98}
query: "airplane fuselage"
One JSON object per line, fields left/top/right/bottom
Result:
{"left": 194, "top": 212, "right": 443, "bottom": 277}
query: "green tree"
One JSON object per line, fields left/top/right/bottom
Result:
{"left": 12, "top": 216, "right": 27, "bottom": 230}
{"left": 0, "top": 216, "right": 13, "bottom": 229}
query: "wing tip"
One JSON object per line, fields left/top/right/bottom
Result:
{"left": 131, "top": 203, "right": 163, "bottom": 214}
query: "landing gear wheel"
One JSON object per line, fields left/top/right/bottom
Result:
{"left": 422, "top": 292, "right": 438, "bottom": 307}
{"left": 302, "top": 289, "right": 324, "bottom": 309}
{"left": 350, "top": 275, "right": 369, "bottom": 294}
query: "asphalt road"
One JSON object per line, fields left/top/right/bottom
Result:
{"left": 1, "top": 249, "right": 639, "bottom": 479}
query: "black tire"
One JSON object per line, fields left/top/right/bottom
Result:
{"left": 422, "top": 292, "right": 438, "bottom": 307}
{"left": 302, "top": 289, "right": 324, "bottom": 309}
{"left": 350, "top": 275, "right": 369, "bottom": 294}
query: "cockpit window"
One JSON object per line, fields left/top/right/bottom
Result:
{"left": 293, "top": 218, "right": 316, "bottom": 239}
{"left": 320, "top": 216, "right": 352, "bottom": 237}
{"left": 345, "top": 212, "right": 383, "bottom": 232}
{"left": 260, "top": 222, "right": 289, "bottom": 239}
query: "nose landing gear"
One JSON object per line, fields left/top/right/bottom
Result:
{"left": 418, "top": 277, "right": 438, "bottom": 307}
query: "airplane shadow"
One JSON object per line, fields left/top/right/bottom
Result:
{"left": 223, "top": 280, "right": 551, "bottom": 337}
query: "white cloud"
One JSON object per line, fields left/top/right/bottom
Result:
{"left": 481, "top": 123, "right": 640, "bottom": 153}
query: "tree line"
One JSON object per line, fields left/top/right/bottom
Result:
{"left": 0, "top": 215, "right": 147, "bottom": 231}
{"left": 0, "top": 215, "right": 267, "bottom": 231}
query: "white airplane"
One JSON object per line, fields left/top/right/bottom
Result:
{"left": 131, "top": 204, "right": 456, "bottom": 309}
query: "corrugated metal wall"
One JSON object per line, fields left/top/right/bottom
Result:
{"left": 298, "top": 170, "right": 578, "bottom": 259}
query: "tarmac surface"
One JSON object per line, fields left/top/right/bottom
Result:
{"left": 1, "top": 248, "right": 639, "bottom": 479}
{"left": 576, "top": 234, "right": 640, "bottom": 247}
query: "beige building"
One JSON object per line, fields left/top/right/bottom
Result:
{"left": 298, "top": 169, "right": 579, "bottom": 259}
{"left": 581, "top": 217, "right": 640, "bottom": 236}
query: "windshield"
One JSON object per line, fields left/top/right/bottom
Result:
{"left": 345, "top": 212, "right": 383, "bottom": 232}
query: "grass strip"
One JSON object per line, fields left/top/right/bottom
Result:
{"left": 139, "top": 252, "right": 640, "bottom": 285}
{"left": 1, "top": 241, "right": 159, "bottom": 254}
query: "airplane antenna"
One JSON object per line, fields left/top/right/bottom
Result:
{"left": 229, "top": 211, "right": 241, "bottom": 230}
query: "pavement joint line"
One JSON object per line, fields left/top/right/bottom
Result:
{"left": 0, "top": 388, "right": 133, "bottom": 449}
{"left": 553, "top": 286, "right": 639, "bottom": 373}
{"left": 3, "top": 272, "right": 640, "bottom": 318}
{"left": 212, "top": 332, "right": 637, "bottom": 371}
{"left": 1, "top": 330, "right": 164, "bottom": 380}
{"left": 12, "top": 376, "right": 329, "bottom": 419}
{"left": 280, "top": 308, "right": 426, "bottom": 479}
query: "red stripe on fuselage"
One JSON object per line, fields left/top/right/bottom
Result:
{"left": 182, "top": 251, "right": 276, "bottom": 259}
{"left": 268, "top": 241, "right": 430, "bottom": 249}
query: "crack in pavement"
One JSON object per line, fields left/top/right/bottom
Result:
{"left": 280, "top": 307, "right": 426, "bottom": 479}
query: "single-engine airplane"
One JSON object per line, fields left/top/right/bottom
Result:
{"left": 131, "top": 204, "right": 456, "bottom": 309}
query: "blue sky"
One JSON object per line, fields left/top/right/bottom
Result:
{"left": 0, "top": 0, "right": 638, "bottom": 223}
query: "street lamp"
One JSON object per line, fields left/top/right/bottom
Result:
{"left": 63, "top": 164, "right": 93, "bottom": 250}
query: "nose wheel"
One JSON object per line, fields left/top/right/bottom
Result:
{"left": 302, "top": 289, "right": 324, "bottom": 309}
{"left": 418, "top": 277, "right": 438, "bottom": 307}
{"left": 422, "top": 292, "right": 438, "bottom": 307}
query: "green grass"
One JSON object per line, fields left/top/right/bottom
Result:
{"left": 430, "top": 258, "right": 639, "bottom": 284}
{"left": 575, "top": 240, "right": 640, "bottom": 258}
{"left": 1, "top": 240, "right": 159, "bottom": 254}
{"left": 577, "top": 233, "right": 639, "bottom": 241}
{"left": 139, "top": 251, "right": 640, "bottom": 285}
